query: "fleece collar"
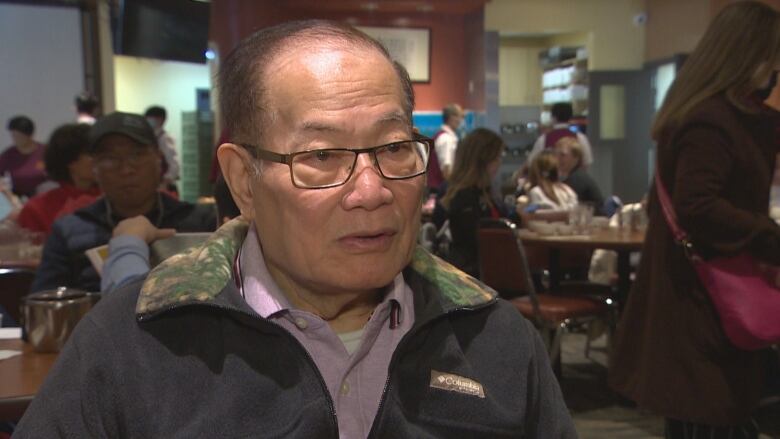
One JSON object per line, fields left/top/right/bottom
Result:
{"left": 136, "top": 218, "right": 496, "bottom": 319}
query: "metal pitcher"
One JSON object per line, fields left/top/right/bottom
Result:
{"left": 21, "top": 287, "right": 101, "bottom": 353}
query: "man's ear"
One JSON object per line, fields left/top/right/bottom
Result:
{"left": 218, "top": 143, "right": 257, "bottom": 221}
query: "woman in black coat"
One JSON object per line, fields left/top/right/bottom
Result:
{"left": 609, "top": 2, "right": 780, "bottom": 438}
{"left": 440, "top": 128, "right": 506, "bottom": 276}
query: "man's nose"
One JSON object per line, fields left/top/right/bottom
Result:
{"left": 342, "top": 152, "right": 393, "bottom": 210}
{"left": 115, "top": 158, "right": 143, "bottom": 175}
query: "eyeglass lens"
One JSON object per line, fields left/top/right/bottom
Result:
{"left": 290, "top": 140, "right": 428, "bottom": 188}
{"left": 96, "top": 148, "right": 154, "bottom": 170}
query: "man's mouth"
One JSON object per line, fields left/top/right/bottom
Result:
{"left": 338, "top": 229, "right": 397, "bottom": 252}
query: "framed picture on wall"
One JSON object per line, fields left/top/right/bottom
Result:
{"left": 357, "top": 26, "right": 431, "bottom": 83}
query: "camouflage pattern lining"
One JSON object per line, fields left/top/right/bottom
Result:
{"left": 408, "top": 247, "right": 496, "bottom": 308}
{"left": 136, "top": 218, "right": 496, "bottom": 317}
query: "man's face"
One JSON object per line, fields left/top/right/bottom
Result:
{"left": 67, "top": 154, "right": 95, "bottom": 186}
{"left": 555, "top": 144, "right": 578, "bottom": 175}
{"left": 9, "top": 130, "right": 30, "bottom": 147}
{"left": 245, "top": 44, "right": 424, "bottom": 295}
{"left": 146, "top": 116, "right": 164, "bottom": 132}
{"left": 92, "top": 134, "right": 161, "bottom": 210}
{"left": 448, "top": 107, "right": 464, "bottom": 130}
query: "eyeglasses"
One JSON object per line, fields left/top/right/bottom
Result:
{"left": 241, "top": 138, "right": 432, "bottom": 189}
{"left": 94, "top": 148, "right": 156, "bottom": 171}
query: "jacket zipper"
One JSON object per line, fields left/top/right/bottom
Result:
{"left": 140, "top": 295, "right": 498, "bottom": 438}
{"left": 139, "top": 303, "right": 340, "bottom": 438}
{"left": 365, "top": 299, "right": 497, "bottom": 438}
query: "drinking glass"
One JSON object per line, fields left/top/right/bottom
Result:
{"left": 580, "top": 202, "right": 594, "bottom": 234}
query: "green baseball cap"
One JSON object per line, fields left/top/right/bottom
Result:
{"left": 89, "top": 111, "right": 157, "bottom": 153}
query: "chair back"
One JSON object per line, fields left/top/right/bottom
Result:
{"left": 476, "top": 219, "right": 541, "bottom": 313}
{"left": 523, "top": 245, "right": 593, "bottom": 278}
{"left": 0, "top": 267, "right": 36, "bottom": 325}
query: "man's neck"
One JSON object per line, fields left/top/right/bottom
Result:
{"left": 559, "top": 167, "right": 574, "bottom": 181}
{"left": 267, "top": 263, "right": 382, "bottom": 333}
{"left": 72, "top": 176, "right": 94, "bottom": 191}
{"left": 109, "top": 195, "right": 158, "bottom": 220}
{"left": 16, "top": 139, "right": 37, "bottom": 154}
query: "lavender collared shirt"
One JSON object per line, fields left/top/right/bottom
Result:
{"left": 238, "top": 225, "right": 415, "bottom": 439}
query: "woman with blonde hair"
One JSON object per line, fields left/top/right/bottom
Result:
{"left": 525, "top": 151, "right": 578, "bottom": 212}
{"left": 610, "top": 2, "right": 780, "bottom": 437}
{"left": 441, "top": 128, "right": 506, "bottom": 276}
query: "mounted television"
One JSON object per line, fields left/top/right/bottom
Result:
{"left": 115, "top": 0, "right": 209, "bottom": 64}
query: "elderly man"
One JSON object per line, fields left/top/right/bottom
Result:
{"left": 16, "top": 21, "right": 575, "bottom": 438}
{"left": 30, "top": 112, "right": 215, "bottom": 293}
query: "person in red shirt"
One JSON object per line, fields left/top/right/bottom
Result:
{"left": 17, "top": 124, "right": 100, "bottom": 235}
{"left": 0, "top": 115, "right": 47, "bottom": 198}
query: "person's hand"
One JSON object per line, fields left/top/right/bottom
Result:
{"left": 113, "top": 216, "right": 176, "bottom": 244}
{"left": 515, "top": 195, "right": 529, "bottom": 217}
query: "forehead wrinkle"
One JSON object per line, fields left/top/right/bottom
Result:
{"left": 295, "top": 108, "right": 408, "bottom": 137}
{"left": 377, "top": 110, "right": 410, "bottom": 127}
{"left": 310, "top": 77, "right": 401, "bottom": 104}
{"left": 299, "top": 121, "right": 340, "bottom": 133}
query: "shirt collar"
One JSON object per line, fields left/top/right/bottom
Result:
{"left": 441, "top": 124, "right": 456, "bottom": 135}
{"left": 238, "top": 223, "right": 409, "bottom": 319}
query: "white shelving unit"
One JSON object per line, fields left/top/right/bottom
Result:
{"left": 540, "top": 51, "right": 588, "bottom": 124}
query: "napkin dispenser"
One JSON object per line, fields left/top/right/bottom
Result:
{"left": 21, "top": 287, "right": 100, "bottom": 353}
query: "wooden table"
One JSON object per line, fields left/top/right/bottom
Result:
{"left": 0, "top": 339, "right": 57, "bottom": 421}
{"left": 517, "top": 228, "right": 646, "bottom": 307}
{"left": 0, "top": 259, "right": 39, "bottom": 271}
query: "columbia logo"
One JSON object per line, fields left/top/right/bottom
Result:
{"left": 429, "top": 370, "right": 485, "bottom": 398}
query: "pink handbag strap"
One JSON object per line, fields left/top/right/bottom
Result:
{"left": 654, "top": 167, "right": 697, "bottom": 255}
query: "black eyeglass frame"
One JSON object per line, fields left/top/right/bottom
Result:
{"left": 240, "top": 137, "right": 433, "bottom": 189}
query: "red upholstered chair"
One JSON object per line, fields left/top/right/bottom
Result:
{"left": 0, "top": 267, "right": 36, "bottom": 326}
{"left": 476, "top": 219, "right": 610, "bottom": 370}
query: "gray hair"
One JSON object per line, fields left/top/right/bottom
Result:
{"left": 218, "top": 19, "right": 415, "bottom": 148}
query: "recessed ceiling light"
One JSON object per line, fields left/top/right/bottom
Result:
{"left": 361, "top": 2, "right": 379, "bottom": 11}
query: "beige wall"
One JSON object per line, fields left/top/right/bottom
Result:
{"left": 486, "top": 0, "right": 646, "bottom": 70}
{"left": 644, "top": 0, "right": 709, "bottom": 62}
{"left": 113, "top": 56, "right": 211, "bottom": 159}
{"left": 498, "top": 38, "right": 547, "bottom": 106}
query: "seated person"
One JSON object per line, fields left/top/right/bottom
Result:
{"left": 554, "top": 137, "right": 605, "bottom": 216}
{"left": 0, "top": 115, "right": 47, "bottom": 198}
{"left": 440, "top": 128, "right": 508, "bottom": 276}
{"left": 17, "top": 124, "right": 101, "bottom": 235}
{"left": 0, "top": 180, "right": 22, "bottom": 222}
{"left": 31, "top": 112, "right": 216, "bottom": 293}
{"left": 101, "top": 177, "right": 240, "bottom": 292}
{"left": 517, "top": 151, "right": 578, "bottom": 223}
{"left": 16, "top": 22, "right": 574, "bottom": 437}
